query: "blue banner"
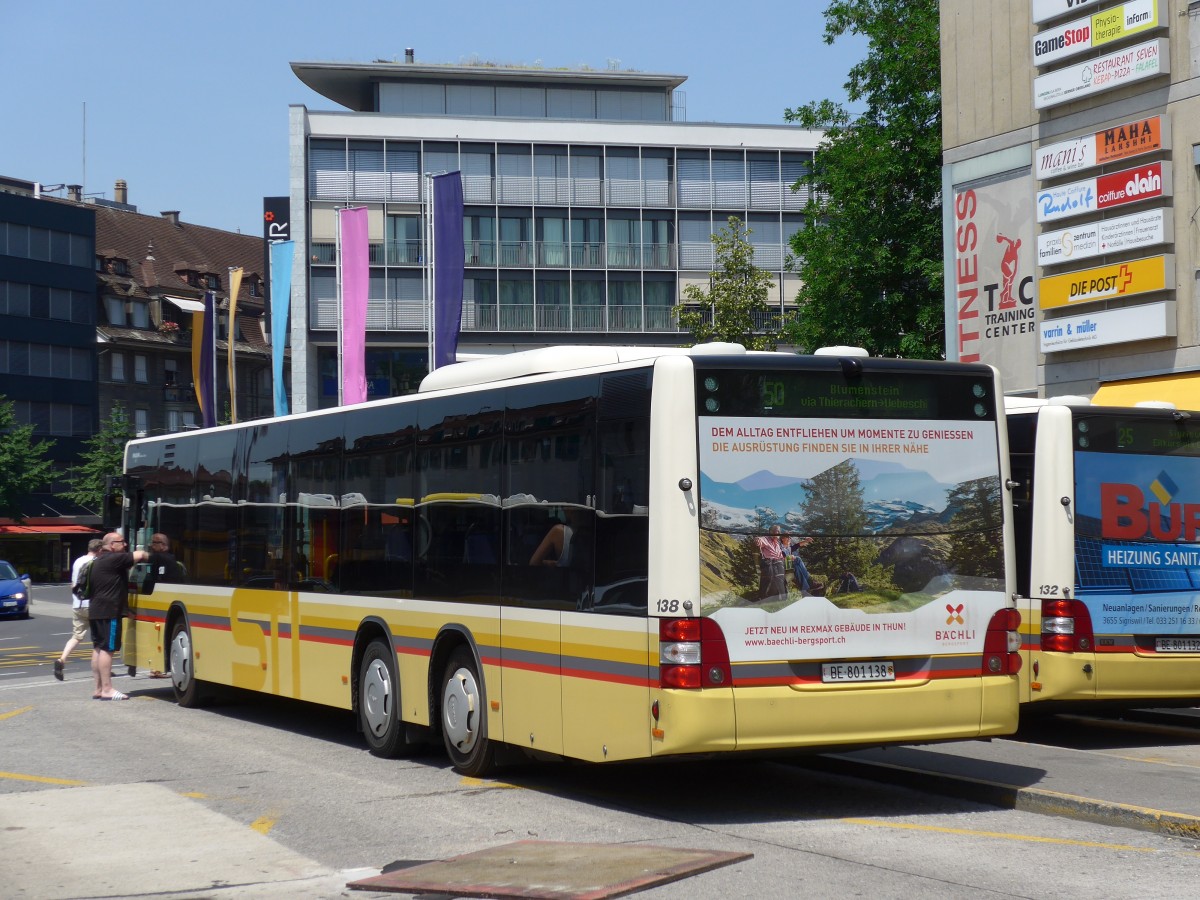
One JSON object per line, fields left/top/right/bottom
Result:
{"left": 432, "top": 172, "right": 464, "bottom": 370}
{"left": 269, "top": 240, "right": 293, "bottom": 417}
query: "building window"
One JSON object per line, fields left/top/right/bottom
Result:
{"left": 134, "top": 408, "right": 148, "bottom": 438}
{"left": 202, "top": 273, "right": 220, "bottom": 290}
{"left": 134, "top": 354, "right": 148, "bottom": 384}
{"left": 111, "top": 353, "right": 126, "bottom": 382}
{"left": 131, "top": 301, "right": 149, "bottom": 329}
{"left": 164, "top": 358, "right": 177, "bottom": 385}
{"left": 105, "top": 296, "right": 126, "bottom": 326}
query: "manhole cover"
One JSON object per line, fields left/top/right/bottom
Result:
{"left": 347, "top": 840, "right": 752, "bottom": 898}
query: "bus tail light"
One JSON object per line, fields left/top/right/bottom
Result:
{"left": 659, "top": 617, "right": 732, "bottom": 689}
{"left": 1041, "top": 598, "right": 1094, "bottom": 653}
{"left": 983, "top": 608, "right": 1022, "bottom": 675}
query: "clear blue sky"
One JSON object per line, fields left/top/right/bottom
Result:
{"left": 2, "top": 1, "right": 865, "bottom": 236}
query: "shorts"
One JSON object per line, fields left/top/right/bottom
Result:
{"left": 89, "top": 617, "right": 123, "bottom": 654}
{"left": 70, "top": 606, "right": 89, "bottom": 642}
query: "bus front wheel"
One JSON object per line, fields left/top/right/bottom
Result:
{"left": 169, "top": 619, "right": 204, "bottom": 708}
{"left": 440, "top": 647, "right": 494, "bottom": 776}
{"left": 358, "top": 638, "right": 415, "bottom": 758}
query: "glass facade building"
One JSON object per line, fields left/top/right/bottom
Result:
{"left": 288, "top": 62, "right": 823, "bottom": 410}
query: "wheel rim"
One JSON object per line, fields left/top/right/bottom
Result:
{"left": 361, "top": 657, "right": 393, "bottom": 739}
{"left": 170, "top": 629, "right": 192, "bottom": 692}
{"left": 443, "top": 666, "right": 480, "bottom": 754}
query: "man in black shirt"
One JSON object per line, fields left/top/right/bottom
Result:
{"left": 88, "top": 533, "right": 149, "bottom": 700}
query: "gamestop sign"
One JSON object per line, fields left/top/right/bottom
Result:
{"left": 1037, "top": 161, "right": 1170, "bottom": 223}
{"left": 1033, "top": 0, "right": 1163, "bottom": 67}
{"left": 1035, "top": 38, "right": 1168, "bottom": 109}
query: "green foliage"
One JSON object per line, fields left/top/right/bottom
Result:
{"left": 674, "top": 216, "right": 780, "bottom": 351}
{"left": 63, "top": 403, "right": 131, "bottom": 509}
{"left": 946, "top": 476, "right": 1005, "bottom": 578}
{"left": 799, "top": 460, "right": 882, "bottom": 584}
{"left": 781, "top": 0, "right": 944, "bottom": 359}
{"left": 0, "top": 395, "right": 56, "bottom": 521}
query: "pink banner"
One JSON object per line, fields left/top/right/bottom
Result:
{"left": 338, "top": 207, "right": 368, "bottom": 405}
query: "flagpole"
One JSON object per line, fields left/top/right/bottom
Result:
{"left": 336, "top": 208, "right": 343, "bottom": 407}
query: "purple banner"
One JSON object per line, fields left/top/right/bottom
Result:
{"left": 339, "top": 207, "right": 369, "bottom": 405}
{"left": 269, "top": 240, "right": 293, "bottom": 417}
{"left": 432, "top": 172, "right": 464, "bottom": 370}
{"left": 199, "top": 291, "right": 216, "bottom": 428}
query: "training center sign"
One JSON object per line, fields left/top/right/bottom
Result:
{"left": 952, "top": 171, "right": 1037, "bottom": 393}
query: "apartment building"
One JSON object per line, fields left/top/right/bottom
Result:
{"left": 286, "top": 58, "right": 822, "bottom": 411}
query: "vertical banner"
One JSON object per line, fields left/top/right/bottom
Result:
{"left": 199, "top": 291, "right": 217, "bottom": 428}
{"left": 191, "top": 302, "right": 205, "bottom": 425}
{"left": 338, "top": 206, "right": 369, "bottom": 405}
{"left": 950, "top": 170, "right": 1038, "bottom": 393}
{"left": 432, "top": 171, "right": 464, "bottom": 370}
{"left": 227, "top": 267, "right": 243, "bottom": 424}
{"left": 269, "top": 241, "right": 293, "bottom": 418}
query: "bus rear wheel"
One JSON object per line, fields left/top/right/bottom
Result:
{"left": 358, "top": 638, "right": 416, "bottom": 758}
{"left": 440, "top": 647, "right": 494, "bottom": 776}
{"left": 169, "top": 618, "right": 204, "bottom": 708}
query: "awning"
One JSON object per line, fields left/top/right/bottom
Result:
{"left": 165, "top": 296, "right": 206, "bottom": 313}
{"left": 0, "top": 525, "right": 101, "bottom": 535}
{"left": 1091, "top": 372, "right": 1200, "bottom": 411}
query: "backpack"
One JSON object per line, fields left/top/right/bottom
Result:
{"left": 74, "top": 558, "right": 96, "bottom": 601}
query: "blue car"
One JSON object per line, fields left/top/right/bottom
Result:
{"left": 0, "top": 560, "right": 31, "bottom": 618}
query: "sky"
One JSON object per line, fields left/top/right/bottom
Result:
{"left": 2, "top": 1, "right": 866, "bottom": 236}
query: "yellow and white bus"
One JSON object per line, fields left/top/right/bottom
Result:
{"left": 118, "top": 344, "right": 1020, "bottom": 774}
{"left": 1006, "top": 397, "right": 1200, "bottom": 708}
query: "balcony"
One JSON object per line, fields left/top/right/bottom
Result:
{"left": 312, "top": 239, "right": 679, "bottom": 272}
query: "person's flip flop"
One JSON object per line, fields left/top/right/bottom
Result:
{"left": 98, "top": 691, "right": 131, "bottom": 701}
{"left": 53, "top": 660, "right": 64, "bottom": 681}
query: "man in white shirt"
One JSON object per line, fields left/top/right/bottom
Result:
{"left": 54, "top": 539, "right": 102, "bottom": 681}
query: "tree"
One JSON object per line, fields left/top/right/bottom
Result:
{"left": 799, "top": 460, "right": 881, "bottom": 586}
{"left": 781, "top": 0, "right": 944, "bottom": 359}
{"left": 674, "top": 216, "right": 779, "bottom": 350}
{"left": 63, "top": 403, "right": 132, "bottom": 509}
{"left": 0, "top": 395, "right": 56, "bottom": 521}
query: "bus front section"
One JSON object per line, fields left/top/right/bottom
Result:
{"left": 650, "top": 354, "right": 1021, "bottom": 757}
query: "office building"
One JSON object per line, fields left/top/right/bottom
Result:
{"left": 287, "top": 58, "right": 822, "bottom": 411}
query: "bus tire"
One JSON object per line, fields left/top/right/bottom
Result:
{"left": 440, "top": 646, "right": 494, "bottom": 776}
{"left": 169, "top": 618, "right": 204, "bottom": 708}
{"left": 358, "top": 638, "right": 413, "bottom": 758}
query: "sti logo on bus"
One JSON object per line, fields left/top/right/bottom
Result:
{"left": 1101, "top": 479, "right": 1200, "bottom": 541}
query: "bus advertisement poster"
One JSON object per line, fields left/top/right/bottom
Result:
{"left": 696, "top": 416, "right": 1006, "bottom": 660}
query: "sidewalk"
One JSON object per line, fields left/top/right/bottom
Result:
{"left": 807, "top": 712, "right": 1200, "bottom": 838}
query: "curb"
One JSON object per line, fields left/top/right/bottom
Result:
{"left": 802, "top": 753, "right": 1200, "bottom": 839}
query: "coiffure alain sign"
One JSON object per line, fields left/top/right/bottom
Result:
{"left": 1034, "top": 38, "right": 1168, "bottom": 110}
{"left": 1032, "top": 0, "right": 1163, "bottom": 67}
{"left": 1036, "top": 161, "right": 1170, "bottom": 223}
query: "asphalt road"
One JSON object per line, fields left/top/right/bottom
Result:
{"left": 4, "top": 588, "right": 1200, "bottom": 899}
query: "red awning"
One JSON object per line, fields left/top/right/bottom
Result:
{"left": 0, "top": 525, "right": 101, "bottom": 535}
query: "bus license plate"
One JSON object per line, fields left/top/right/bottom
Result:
{"left": 821, "top": 661, "right": 895, "bottom": 683}
{"left": 1156, "top": 638, "right": 1200, "bottom": 653}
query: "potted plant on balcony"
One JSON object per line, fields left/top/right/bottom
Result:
{"left": 158, "top": 320, "right": 181, "bottom": 338}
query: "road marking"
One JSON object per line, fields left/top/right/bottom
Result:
{"left": 0, "top": 770, "right": 88, "bottom": 786}
{"left": 460, "top": 776, "right": 520, "bottom": 789}
{"left": 843, "top": 817, "right": 1156, "bottom": 851}
{"left": 251, "top": 813, "right": 278, "bottom": 835}
{"left": 0, "top": 705, "right": 33, "bottom": 721}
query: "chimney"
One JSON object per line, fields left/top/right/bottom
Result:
{"left": 161, "top": 210, "right": 180, "bottom": 226}
{"left": 405, "top": 47, "right": 414, "bottom": 63}
{"left": 115, "top": 179, "right": 128, "bottom": 204}
{"left": 67, "top": 184, "right": 82, "bottom": 201}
